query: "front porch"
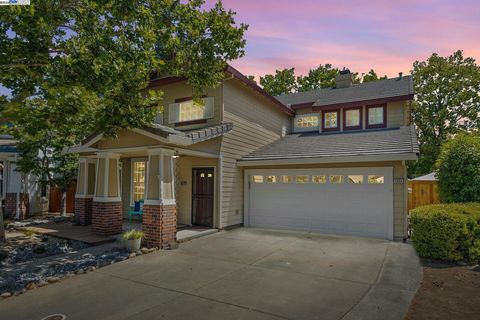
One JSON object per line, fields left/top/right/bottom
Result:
{"left": 74, "top": 143, "right": 220, "bottom": 249}
{"left": 20, "top": 220, "right": 217, "bottom": 245}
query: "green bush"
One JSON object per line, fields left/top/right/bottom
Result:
{"left": 436, "top": 133, "right": 480, "bottom": 203}
{"left": 410, "top": 203, "right": 480, "bottom": 263}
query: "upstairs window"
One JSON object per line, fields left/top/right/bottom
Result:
{"left": 366, "top": 105, "right": 386, "bottom": 128}
{"left": 322, "top": 110, "right": 340, "bottom": 132}
{"left": 168, "top": 97, "right": 214, "bottom": 125}
{"left": 294, "top": 114, "right": 319, "bottom": 132}
{"left": 343, "top": 107, "right": 362, "bottom": 130}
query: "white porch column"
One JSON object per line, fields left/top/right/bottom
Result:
{"left": 92, "top": 152, "right": 123, "bottom": 235}
{"left": 143, "top": 148, "right": 177, "bottom": 249}
{"left": 74, "top": 157, "right": 96, "bottom": 225}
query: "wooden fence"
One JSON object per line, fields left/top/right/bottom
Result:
{"left": 408, "top": 180, "right": 439, "bottom": 210}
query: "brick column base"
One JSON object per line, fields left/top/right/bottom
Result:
{"left": 92, "top": 201, "right": 122, "bottom": 236}
{"left": 5, "top": 192, "right": 18, "bottom": 218}
{"left": 75, "top": 197, "right": 93, "bottom": 225}
{"left": 143, "top": 204, "right": 177, "bottom": 249}
{"left": 4, "top": 193, "right": 29, "bottom": 219}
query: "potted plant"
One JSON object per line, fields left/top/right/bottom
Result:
{"left": 122, "top": 229, "right": 144, "bottom": 253}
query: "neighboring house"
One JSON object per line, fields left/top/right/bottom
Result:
{"left": 0, "top": 134, "right": 44, "bottom": 218}
{"left": 408, "top": 173, "right": 439, "bottom": 210}
{"left": 71, "top": 66, "right": 418, "bottom": 248}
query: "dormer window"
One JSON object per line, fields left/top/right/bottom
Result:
{"left": 294, "top": 114, "right": 319, "bottom": 132}
{"left": 366, "top": 105, "right": 386, "bottom": 129}
{"left": 322, "top": 109, "right": 340, "bottom": 132}
{"left": 343, "top": 107, "right": 362, "bottom": 130}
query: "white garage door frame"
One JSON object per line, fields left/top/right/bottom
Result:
{"left": 243, "top": 167, "right": 394, "bottom": 240}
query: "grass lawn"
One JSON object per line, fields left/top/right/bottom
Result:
{"left": 405, "top": 261, "right": 480, "bottom": 319}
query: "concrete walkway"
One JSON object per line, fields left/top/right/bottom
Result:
{"left": 0, "top": 228, "right": 422, "bottom": 320}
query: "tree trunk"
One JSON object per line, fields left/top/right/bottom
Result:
{"left": 61, "top": 191, "right": 67, "bottom": 217}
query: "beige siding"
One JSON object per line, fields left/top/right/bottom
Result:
{"left": 243, "top": 161, "right": 408, "bottom": 240}
{"left": 152, "top": 81, "right": 223, "bottom": 131}
{"left": 387, "top": 101, "right": 407, "bottom": 128}
{"left": 220, "top": 79, "right": 292, "bottom": 228}
{"left": 98, "top": 130, "right": 160, "bottom": 149}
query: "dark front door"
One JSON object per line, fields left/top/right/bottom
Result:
{"left": 192, "top": 167, "right": 214, "bottom": 227}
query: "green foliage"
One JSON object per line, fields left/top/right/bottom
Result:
{"left": 123, "top": 229, "right": 145, "bottom": 240}
{"left": 0, "top": 0, "right": 247, "bottom": 201}
{"left": 259, "top": 65, "right": 385, "bottom": 95}
{"left": 410, "top": 50, "right": 480, "bottom": 176}
{"left": 435, "top": 133, "right": 480, "bottom": 203}
{"left": 259, "top": 68, "right": 297, "bottom": 96}
{"left": 361, "top": 69, "right": 387, "bottom": 83}
{"left": 410, "top": 203, "right": 480, "bottom": 263}
{"left": 297, "top": 64, "right": 339, "bottom": 91}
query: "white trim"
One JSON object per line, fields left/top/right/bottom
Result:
{"left": 130, "top": 158, "right": 148, "bottom": 205}
{"left": 237, "top": 153, "right": 418, "bottom": 167}
{"left": 218, "top": 156, "right": 223, "bottom": 228}
{"left": 131, "top": 128, "right": 171, "bottom": 144}
{"left": 174, "top": 147, "right": 219, "bottom": 159}
{"left": 96, "top": 151, "right": 121, "bottom": 159}
{"left": 103, "top": 156, "right": 109, "bottom": 198}
{"left": 75, "top": 194, "right": 94, "bottom": 199}
{"left": 93, "top": 197, "right": 122, "bottom": 203}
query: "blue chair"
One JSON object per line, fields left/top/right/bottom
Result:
{"left": 128, "top": 200, "right": 144, "bottom": 223}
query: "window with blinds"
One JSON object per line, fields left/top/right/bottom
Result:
{"left": 168, "top": 97, "right": 214, "bottom": 124}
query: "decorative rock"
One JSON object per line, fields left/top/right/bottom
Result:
{"left": 129, "top": 252, "right": 136, "bottom": 258}
{"left": 26, "top": 282, "right": 37, "bottom": 290}
{"left": 46, "top": 276, "right": 60, "bottom": 283}
{"left": 148, "top": 248, "right": 155, "bottom": 253}
{"left": 75, "top": 269, "right": 85, "bottom": 274}
{"left": 1, "top": 292, "right": 12, "bottom": 298}
{"left": 37, "top": 281, "right": 48, "bottom": 287}
{"left": 141, "top": 247, "right": 149, "bottom": 254}
{"left": 136, "top": 250, "right": 142, "bottom": 256}
{"left": 89, "top": 266, "right": 96, "bottom": 271}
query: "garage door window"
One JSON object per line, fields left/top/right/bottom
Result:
{"left": 296, "top": 175, "right": 309, "bottom": 183}
{"left": 347, "top": 175, "right": 364, "bottom": 184}
{"left": 312, "top": 175, "right": 326, "bottom": 184}
{"left": 281, "top": 175, "right": 292, "bottom": 183}
{"left": 368, "top": 175, "right": 384, "bottom": 184}
{"left": 330, "top": 175, "right": 343, "bottom": 184}
{"left": 266, "top": 175, "right": 277, "bottom": 183}
{"left": 252, "top": 175, "right": 264, "bottom": 183}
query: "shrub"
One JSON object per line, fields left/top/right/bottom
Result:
{"left": 122, "top": 229, "right": 144, "bottom": 241}
{"left": 410, "top": 203, "right": 480, "bottom": 263}
{"left": 436, "top": 133, "right": 480, "bottom": 203}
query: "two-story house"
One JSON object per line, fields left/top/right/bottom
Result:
{"left": 72, "top": 66, "right": 418, "bottom": 248}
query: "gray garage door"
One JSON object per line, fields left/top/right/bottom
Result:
{"left": 247, "top": 167, "right": 394, "bottom": 239}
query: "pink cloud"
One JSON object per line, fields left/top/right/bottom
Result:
{"left": 205, "top": 0, "right": 480, "bottom": 78}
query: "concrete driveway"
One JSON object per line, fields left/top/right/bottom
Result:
{"left": 1, "top": 228, "right": 422, "bottom": 320}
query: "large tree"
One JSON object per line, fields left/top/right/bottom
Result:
{"left": 297, "top": 64, "right": 339, "bottom": 91}
{"left": 361, "top": 69, "right": 387, "bottom": 83}
{"left": 409, "top": 50, "right": 480, "bottom": 175}
{"left": 260, "top": 65, "right": 383, "bottom": 95}
{"left": 0, "top": 0, "right": 247, "bottom": 219}
{"left": 259, "top": 68, "right": 297, "bottom": 96}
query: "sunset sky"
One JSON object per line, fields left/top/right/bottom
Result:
{"left": 205, "top": 0, "right": 480, "bottom": 79}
